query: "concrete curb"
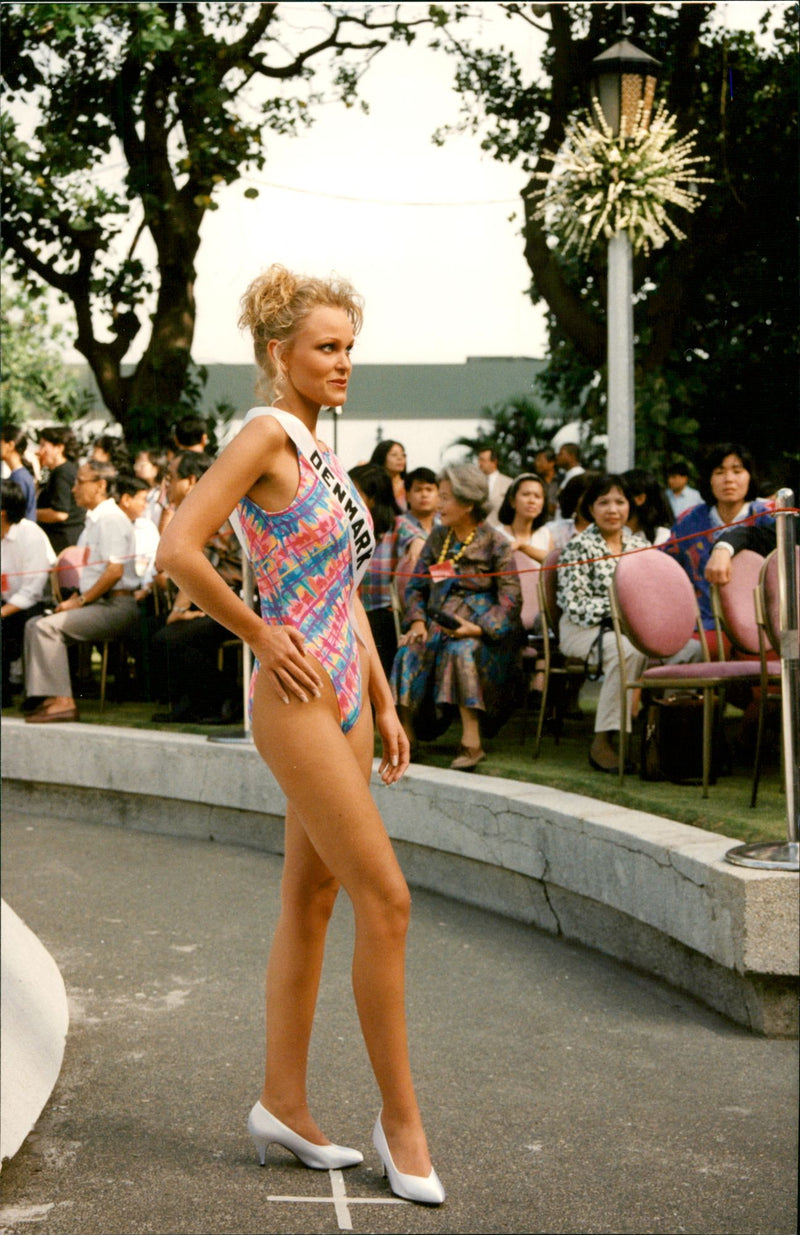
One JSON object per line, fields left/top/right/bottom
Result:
{"left": 0, "top": 899, "right": 69, "bottom": 1169}
{"left": 2, "top": 717, "right": 797, "bottom": 1037}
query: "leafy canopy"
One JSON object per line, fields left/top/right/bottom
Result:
{"left": 1, "top": 2, "right": 429, "bottom": 444}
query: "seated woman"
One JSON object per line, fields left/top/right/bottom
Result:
{"left": 495, "top": 472, "right": 553, "bottom": 565}
{"left": 623, "top": 468, "right": 673, "bottom": 546}
{"left": 664, "top": 443, "right": 773, "bottom": 655}
{"left": 349, "top": 462, "right": 401, "bottom": 680}
{"left": 557, "top": 474, "right": 652, "bottom": 774}
{"left": 151, "top": 451, "right": 242, "bottom": 723}
{"left": 390, "top": 463, "right": 522, "bottom": 770}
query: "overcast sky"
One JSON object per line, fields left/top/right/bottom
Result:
{"left": 57, "top": 1, "right": 779, "bottom": 369}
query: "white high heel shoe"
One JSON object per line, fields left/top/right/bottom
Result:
{"left": 247, "top": 1101, "right": 363, "bottom": 1170}
{"left": 372, "top": 1114, "right": 445, "bottom": 1205}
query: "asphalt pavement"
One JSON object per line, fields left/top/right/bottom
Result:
{"left": 0, "top": 808, "right": 797, "bottom": 1235}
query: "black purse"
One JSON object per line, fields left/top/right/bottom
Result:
{"left": 585, "top": 616, "right": 613, "bottom": 681}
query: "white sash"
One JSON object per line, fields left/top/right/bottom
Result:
{"left": 229, "top": 407, "right": 376, "bottom": 593}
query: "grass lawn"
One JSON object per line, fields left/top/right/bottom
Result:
{"left": 4, "top": 679, "right": 786, "bottom": 847}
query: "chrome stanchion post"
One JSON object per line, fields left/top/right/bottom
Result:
{"left": 727, "top": 488, "right": 799, "bottom": 870}
{"left": 207, "top": 555, "right": 254, "bottom": 746}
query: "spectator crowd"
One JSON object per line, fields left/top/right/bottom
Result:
{"left": 1, "top": 416, "right": 782, "bottom": 775}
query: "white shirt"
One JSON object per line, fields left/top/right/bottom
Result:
{"left": 77, "top": 498, "right": 139, "bottom": 593}
{"left": 133, "top": 516, "right": 160, "bottom": 586}
{"left": 558, "top": 465, "right": 585, "bottom": 491}
{"left": 2, "top": 518, "right": 57, "bottom": 609}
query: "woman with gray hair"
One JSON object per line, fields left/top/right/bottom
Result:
{"left": 391, "top": 463, "right": 522, "bottom": 769}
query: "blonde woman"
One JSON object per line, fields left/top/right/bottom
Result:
{"left": 157, "top": 265, "right": 443, "bottom": 1206}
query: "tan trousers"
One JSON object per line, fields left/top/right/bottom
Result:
{"left": 24, "top": 594, "right": 139, "bottom": 699}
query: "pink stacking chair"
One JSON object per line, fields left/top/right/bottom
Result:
{"left": 712, "top": 550, "right": 782, "bottom": 805}
{"left": 610, "top": 549, "right": 774, "bottom": 798}
{"left": 51, "top": 544, "right": 90, "bottom": 600}
{"left": 750, "top": 548, "right": 799, "bottom": 806}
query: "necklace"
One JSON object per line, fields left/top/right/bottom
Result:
{"left": 437, "top": 526, "right": 477, "bottom": 566}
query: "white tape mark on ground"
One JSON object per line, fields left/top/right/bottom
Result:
{"left": 268, "top": 1168, "right": 405, "bottom": 1231}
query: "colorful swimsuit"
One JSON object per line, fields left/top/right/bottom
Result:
{"left": 233, "top": 410, "right": 374, "bottom": 733}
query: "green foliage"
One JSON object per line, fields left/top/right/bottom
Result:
{"left": 1, "top": 280, "right": 92, "bottom": 423}
{"left": 430, "top": 2, "right": 799, "bottom": 477}
{"left": 1, "top": 2, "right": 430, "bottom": 440}
{"left": 453, "top": 395, "right": 562, "bottom": 475}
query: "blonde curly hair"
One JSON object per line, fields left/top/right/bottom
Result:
{"left": 238, "top": 264, "right": 364, "bottom": 402}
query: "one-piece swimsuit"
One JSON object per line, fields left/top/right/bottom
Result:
{"left": 234, "top": 415, "right": 372, "bottom": 733}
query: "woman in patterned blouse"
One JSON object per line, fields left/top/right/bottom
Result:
{"left": 557, "top": 474, "right": 650, "bottom": 773}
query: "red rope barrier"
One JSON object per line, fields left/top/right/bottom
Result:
{"left": 3, "top": 506, "right": 794, "bottom": 585}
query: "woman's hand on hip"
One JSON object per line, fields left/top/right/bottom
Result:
{"left": 253, "top": 624, "right": 324, "bottom": 705}
{"left": 375, "top": 704, "right": 410, "bottom": 784}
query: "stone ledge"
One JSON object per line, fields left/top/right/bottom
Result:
{"left": 2, "top": 718, "right": 797, "bottom": 1036}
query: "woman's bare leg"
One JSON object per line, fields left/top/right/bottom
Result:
{"left": 260, "top": 803, "right": 341, "bottom": 1144}
{"left": 251, "top": 664, "right": 431, "bottom": 1176}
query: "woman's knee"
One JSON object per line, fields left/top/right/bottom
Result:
{"left": 358, "top": 873, "right": 412, "bottom": 942}
{"left": 282, "top": 872, "right": 340, "bottom": 929}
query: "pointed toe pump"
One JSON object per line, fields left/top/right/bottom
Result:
{"left": 372, "top": 1114, "right": 445, "bottom": 1206}
{"left": 247, "top": 1101, "right": 363, "bottom": 1170}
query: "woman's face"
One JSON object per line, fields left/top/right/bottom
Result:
{"left": 276, "top": 306, "right": 354, "bottom": 410}
{"left": 513, "top": 479, "right": 545, "bottom": 522}
{"left": 91, "top": 445, "right": 111, "bottom": 464}
{"left": 134, "top": 451, "right": 158, "bottom": 484}
{"left": 590, "top": 486, "right": 629, "bottom": 536}
{"left": 37, "top": 439, "right": 62, "bottom": 469}
{"left": 709, "top": 454, "right": 750, "bottom": 508}
{"left": 1, "top": 439, "right": 14, "bottom": 464}
{"left": 438, "top": 478, "right": 473, "bottom": 528}
{"left": 384, "top": 443, "right": 406, "bottom": 476}
{"left": 168, "top": 459, "right": 195, "bottom": 508}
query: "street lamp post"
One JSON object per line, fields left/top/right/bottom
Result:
{"left": 589, "top": 38, "right": 661, "bottom": 472}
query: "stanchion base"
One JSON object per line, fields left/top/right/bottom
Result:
{"left": 206, "top": 729, "right": 252, "bottom": 746}
{"left": 725, "top": 841, "right": 799, "bottom": 871}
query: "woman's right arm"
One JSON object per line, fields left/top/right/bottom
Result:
{"left": 157, "top": 419, "right": 322, "bottom": 703}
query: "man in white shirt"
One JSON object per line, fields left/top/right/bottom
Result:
{"left": 556, "top": 442, "right": 585, "bottom": 491}
{"left": 665, "top": 460, "right": 702, "bottom": 519}
{"left": 477, "top": 445, "right": 512, "bottom": 527}
{"left": 1, "top": 479, "right": 56, "bottom": 698}
{"left": 24, "top": 460, "right": 140, "bottom": 722}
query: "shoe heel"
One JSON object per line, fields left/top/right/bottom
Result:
{"left": 251, "top": 1135, "right": 268, "bottom": 1166}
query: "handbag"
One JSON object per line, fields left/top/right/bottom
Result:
{"left": 585, "top": 616, "right": 613, "bottom": 682}
{"left": 639, "top": 693, "right": 723, "bottom": 784}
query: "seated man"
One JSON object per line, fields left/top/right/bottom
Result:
{"left": 1, "top": 479, "right": 56, "bottom": 699}
{"left": 24, "top": 460, "right": 140, "bottom": 722}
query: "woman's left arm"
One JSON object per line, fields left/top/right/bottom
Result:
{"left": 352, "top": 595, "right": 410, "bottom": 784}
{"left": 464, "top": 533, "right": 522, "bottom": 640}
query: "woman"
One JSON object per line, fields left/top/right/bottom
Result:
{"left": 157, "top": 265, "right": 443, "bottom": 1206}
{"left": 35, "top": 426, "right": 85, "bottom": 551}
{"left": 557, "top": 474, "right": 651, "bottom": 773}
{"left": 496, "top": 473, "right": 553, "bottom": 564}
{"left": 349, "top": 462, "right": 401, "bottom": 679}
{"left": 133, "top": 448, "right": 167, "bottom": 527}
{"left": 370, "top": 438, "right": 407, "bottom": 511}
{"left": 150, "top": 451, "right": 241, "bottom": 724}
{"left": 665, "top": 443, "right": 773, "bottom": 652}
{"left": 0, "top": 425, "right": 37, "bottom": 521}
{"left": 391, "top": 464, "right": 522, "bottom": 771}
{"left": 623, "top": 468, "right": 672, "bottom": 546}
